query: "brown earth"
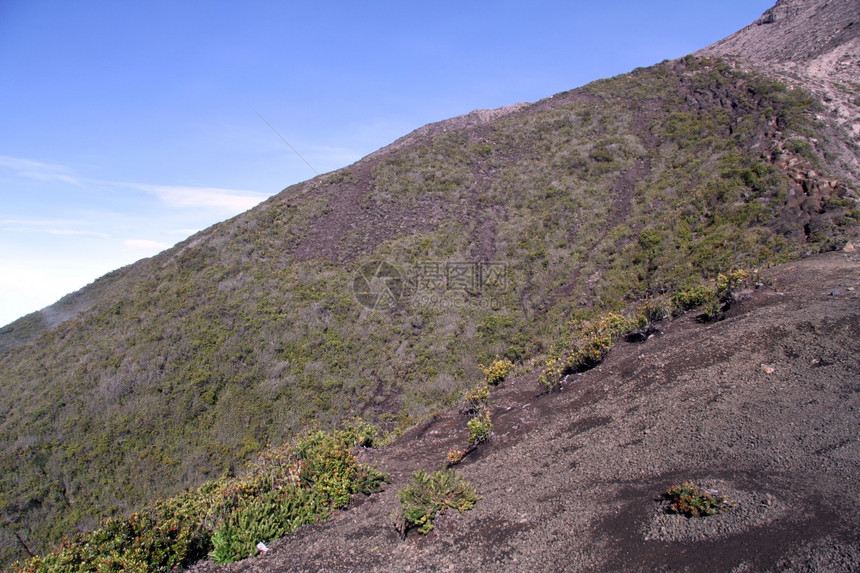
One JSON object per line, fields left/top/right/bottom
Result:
{"left": 189, "top": 249, "right": 860, "bottom": 572}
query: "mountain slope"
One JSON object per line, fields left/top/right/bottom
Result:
{"left": 1, "top": 1, "right": 859, "bottom": 566}
{"left": 699, "top": 0, "right": 860, "bottom": 189}
{"left": 191, "top": 251, "right": 860, "bottom": 573}
{"left": 701, "top": 0, "right": 858, "bottom": 63}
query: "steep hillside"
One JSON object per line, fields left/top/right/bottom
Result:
{"left": 699, "top": 0, "right": 860, "bottom": 189}
{"left": 1, "top": 1, "right": 858, "bottom": 566}
{"left": 188, "top": 250, "right": 860, "bottom": 573}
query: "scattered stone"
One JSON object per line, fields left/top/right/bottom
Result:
{"left": 256, "top": 542, "right": 269, "bottom": 554}
{"left": 831, "top": 289, "right": 841, "bottom": 296}
{"left": 761, "top": 364, "right": 776, "bottom": 374}
{"left": 842, "top": 242, "right": 856, "bottom": 252}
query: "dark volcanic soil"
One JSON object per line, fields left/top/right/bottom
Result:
{"left": 191, "top": 250, "right": 860, "bottom": 572}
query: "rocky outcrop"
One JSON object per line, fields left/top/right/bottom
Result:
{"left": 757, "top": 0, "right": 811, "bottom": 26}
{"left": 699, "top": 0, "right": 860, "bottom": 193}
{"left": 702, "top": 0, "right": 858, "bottom": 63}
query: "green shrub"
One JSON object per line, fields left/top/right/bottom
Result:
{"left": 480, "top": 358, "right": 515, "bottom": 386}
{"left": 462, "top": 383, "right": 490, "bottom": 412}
{"left": 15, "top": 492, "right": 211, "bottom": 573}
{"left": 14, "top": 426, "right": 387, "bottom": 571}
{"left": 210, "top": 488, "right": 319, "bottom": 564}
{"left": 445, "top": 448, "right": 465, "bottom": 466}
{"left": 637, "top": 297, "right": 673, "bottom": 323}
{"left": 467, "top": 407, "right": 493, "bottom": 445}
{"left": 539, "top": 312, "right": 643, "bottom": 390}
{"left": 671, "top": 286, "right": 716, "bottom": 313}
{"left": 702, "top": 269, "right": 751, "bottom": 320}
{"left": 671, "top": 269, "right": 750, "bottom": 321}
{"left": 393, "top": 470, "right": 479, "bottom": 536}
{"left": 714, "top": 269, "right": 750, "bottom": 298}
{"left": 665, "top": 482, "right": 733, "bottom": 517}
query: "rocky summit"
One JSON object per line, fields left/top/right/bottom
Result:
{"left": 700, "top": 0, "right": 860, "bottom": 187}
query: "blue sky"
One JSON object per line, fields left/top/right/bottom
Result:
{"left": 0, "top": 0, "right": 774, "bottom": 326}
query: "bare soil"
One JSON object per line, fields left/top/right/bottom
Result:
{"left": 190, "top": 250, "right": 860, "bottom": 572}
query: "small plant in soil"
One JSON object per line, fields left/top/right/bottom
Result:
{"left": 462, "top": 383, "right": 490, "bottom": 413}
{"left": 393, "top": 470, "right": 479, "bottom": 537}
{"left": 480, "top": 357, "right": 515, "bottom": 386}
{"left": 665, "top": 481, "right": 734, "bottom": 517}
{"left": 467, "top": 407, "right": 493, "bottom": 445}
{"left": 446, "top": 448, "right": 465, "bottom": 466}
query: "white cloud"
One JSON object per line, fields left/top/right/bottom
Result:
{"left": 136, "top": 184, "right": 270, "bottom": 212}
{"left": 124, "top": 239, "right": 169, "bottom": 250}
{"left": 0, "top": 155, "right": 81, "bottom": 185}
{"left": 0, "top": 155, "right": 271, "bottom": 214}
{"left": 0, "top": 218, "right": 111, "bottom": 238}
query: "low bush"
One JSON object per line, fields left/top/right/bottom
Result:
{"left": 14, "top": 426, "right": 387, "bottom": 571}
{"left": 210, "top": 488, "right": 319, "bottom": 564}
{"left": 393, "top": 470, "right": 479, "bottom": 537}
{"left": 480, "top": 358, "right": 515, "bottom": 386}
{"left": 445, "top": 448, "right": 465, "bottom": 466}
{"left": 462, "top": 383, "right": 490, "bottom": 413}
{"left": 539, "top": 312, "right": 644, "bottom": 391}
{"left": 637, "top": 296, "right": 673, "bottom": 323}
{"left": 673, "top": 269, "right": 752, "bottom": 320}
{"left": 671, "top": 286, "right": 715, "bottom": 314}
{"left": 665, "top": 482, "right": 734, "bottom": 517}
{"left": 714, "top": 269, "right": 751, "bottom": 298}
{"left": 467, "top": 407, "right": 493, "bottom": 445}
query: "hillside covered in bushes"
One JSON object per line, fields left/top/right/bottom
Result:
{"left": 1, "top": 12, "right": 858, "bottom": 566}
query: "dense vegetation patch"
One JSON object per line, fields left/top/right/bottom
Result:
{"left": 11, "top": 426, "right": 386, "bottom": 571}
{"left": 393, "top": 470, "right": 479, "bottom": 537}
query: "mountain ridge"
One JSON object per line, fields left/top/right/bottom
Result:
{"left": 699, "top": 0, "right": 860, "bottom": 189}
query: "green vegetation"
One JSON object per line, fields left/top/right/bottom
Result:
{"left": 12, "top": 427, "right": 386, "bottom": 571}
{"left": 479, "top": 358, "right": 515, "bottom": 386}
{"left": 462, "top": 383, "right": 490, "bottom": 412}
{"left": 446, "top": 448, "right": 465, "bottom": 466}
{"left": 673, "top": 269, "right": 752, "bottom": 320}
{"left": 671, "top": 286, "right": 716, "bottom": 313}
{"left": 540, "top": 312, "right": 644, "bottom": 391}
{"left": 466, "top": 407, "right": 493, "bottom": 446}
{"left": 393, "top": 470, "right": 479, "bottom": 536}
{"left": 448, "top": 361, "right": 503, "bottom": 463}
{"left": 0, "top": 56, "right": 853, "bottom": 567}
{"left": 665, "top": 482, "right": 734, "bottom": 517}
{"left": 539, "top": 268, "right": 754, "bottom": 390}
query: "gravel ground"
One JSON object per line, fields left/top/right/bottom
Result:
{"left": 190, "top": 250, "right": 860, "bottom": 572}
